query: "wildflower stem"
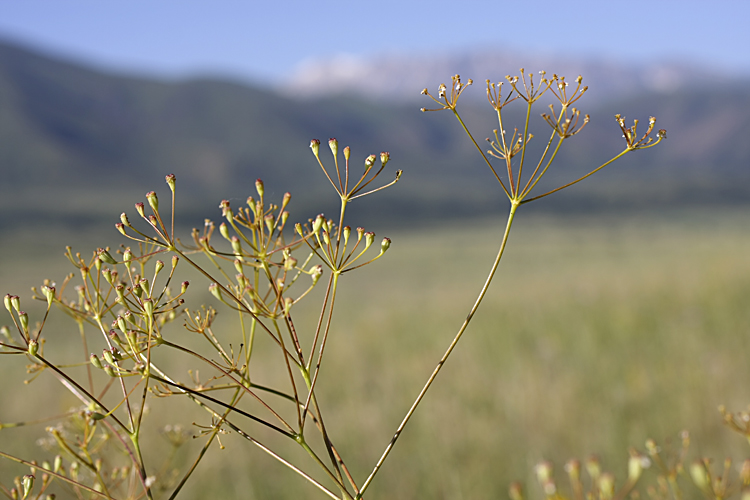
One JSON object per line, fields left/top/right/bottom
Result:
{"left": 452, "top": 109, "right": 510, "bottom": 197}
{"left": 520, "top": 148, "right": 630, "bottom": 204}
{"left": 358, "top": 201, "right": 519, "bottom": 498}
{"left": 0, "top": 451, "right": 112, "bottom": 499}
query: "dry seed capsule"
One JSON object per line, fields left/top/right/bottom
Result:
{"left": 380, "top": 237, "right": 391, "bottom": 253}
{"left": 309, "top": 139, "right": 320, "bottom": 157}
{"left": 98, "top": 249, "right": 117, "bottom": 265}
{"left": 165, "top": 173, "right": 176, "bottom": 192}
{"left": 209, "top": 283, "right": 222, "bottom": 301}
{"left": 27, "top": 338, "right": 38, "bottom": 356}
{"left": 219, "top": 222, "right": 231, "bottom": 241}
{"left": 146, "top": 191, "right": 159, "bottom": 213}
{"left": 19, "top": 312, "right": 29, "bottom": 335}
{"left": 328, "top": 138, "right": 338, "bottom": 157}
{"left": 22, "top": 475, "right": 34, "bottom": 498}
{"left": 90, "top": 354, "right": 103, "bottom": 370}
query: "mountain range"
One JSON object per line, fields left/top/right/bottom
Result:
{"left": 0, "top": 38, "right": 748, "bottom": 233}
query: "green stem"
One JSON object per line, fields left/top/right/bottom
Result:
{"left": 357, "top": 202, "right": 519, "bottom": 498}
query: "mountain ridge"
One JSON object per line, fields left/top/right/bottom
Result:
{"left": 0, "top": 38, "right": 747, "bottom": 232}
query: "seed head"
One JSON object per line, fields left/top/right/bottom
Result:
{"left": 310, "top": 139, "right": 320, "bottom": 157}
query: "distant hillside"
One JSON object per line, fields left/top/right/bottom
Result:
{"left": 280, "top": 49, "right": 738, "bottom": 103}
{"left": 0, "top": 39, "right": 748, "bottom": 232}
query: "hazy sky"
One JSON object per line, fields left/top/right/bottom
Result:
{"left": 0, "top": 0, "right": 747, "bottom": 84}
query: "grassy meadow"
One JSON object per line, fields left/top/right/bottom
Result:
{"left": 1, "top": 205, "right": 749, "bottom": 499}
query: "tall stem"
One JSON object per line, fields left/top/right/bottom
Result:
{"left": 357, "top": 201, "right": 519, "bottom": 497}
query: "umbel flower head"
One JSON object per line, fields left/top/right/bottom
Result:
{"left": 421, "top": 69, "right": 666, "bottom": 205}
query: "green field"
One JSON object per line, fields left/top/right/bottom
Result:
{"left": 1, "top": 206, "right": 749, "bottom": 499}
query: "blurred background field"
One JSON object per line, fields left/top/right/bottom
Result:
{"left": 1, "top": 206, "right": 749, "bottom": 498}
{"left": 1, "top": 1, "right": 749, "bottom": 498}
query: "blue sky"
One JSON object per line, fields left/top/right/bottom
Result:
{"left": 0, "top": 0, "right": 747, "bottom": 84}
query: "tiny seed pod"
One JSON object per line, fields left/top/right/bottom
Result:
{"left": 27, "top": 339, "right": 38, "bottom": 356}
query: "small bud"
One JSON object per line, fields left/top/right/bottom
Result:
{"left": 220, "top": 199, "right": 232, "bottom": 219}
{"left": 27, "top": 338, "right": 38, "bottom": 356}
{"left": 90, "top": 354, "right": 103, "bottom": 370}
{"left": 235, "top": 273, "right": 247, "bottom": 290}
{"left": 599, "top": 472, "right": 615, "bottom": 500}
{"left": 109, "top": 331, "right": 122, "bottom": 347}
{"left": 380, "top": 237, "right": 391, "bottom": 253}
{"left": 22, "top": 475, "right": 34, "bottom": 499}
{"left": 740, "top": 459, "right": 750, "bottom": 486}
{"left": 4, "top": 294, "right": 12, "bottom": 313}
{"left": 281, "top": 192, "right": 291, "bottom": 209}
{"left": 143, "top": 298, "right": 154, "bottom": 318}
{"left": 120, "top": 212, "right": 131, "bottom": 227}
{"left": 215, "top": 223, "right": 229, "bottom": 242}
{"left": 628, "top": 449, "right": 647, "bottom": 482}
{"left": 264, "top": 214, "right": 274, "bottom": 233}
{"left": 565, "top": 459, "right": 581, "bottom": 482}
{"left": 101, "top": 268, "right": 113, "bottom": 284}
{"left": 311, "top": 265, "right": 323, "bottom": 285}
{"left": 380, "top": 151, "right": 390, "bottom": 166}
{"left": 329, "top": 138, "right": 339, "bottom": 159}
{"left": 19, "top": 311, "right": 29, "bottom": 334}
{"left": 310, "top": 139, "right": 320, "bottom": 157}
{"left": 98, "top": 249, "right": 117, "bottom": 265}
{"left": 89, "top": 412, "right": 106, "bottom": 421}
{"left": 135, "top": 202, "right": 145, "bottom": 218}
{"left": 342, "top": 226, "right": 351, "bottom": 247}
{"left": 535, "top": 461, "right": 553, "bottom": 484}
{"left": 586, "top": 455, "right": 601, "bottom": 480}
{"left": 10, "top": 295, "right": 20, "bottom": 312}
{"left": 115, "top": 284, "right": 125, "bottom": 303}
{"left": 115, "top": 222, "right": 127, "bottom": 236}
{"left": 343, "top": 146, "right": 351, "bottom": 160}
{"left": 364, "top": 154, "right": 376, "bottom": 171}
{"left": 255, "top": 179, "right": 264, "bottom": 198}
{"left": 231, "top": 236, "right": 242, "bottom": 255}
{"left": 364, "top": 231, "right": 375, "bottom": 249}
{"left": 154, "top": 260, "right": 164, "bottom": 276}
{"left": 280, "top": 211, "right": 289, "bottom": 227}
{"left": 284, "top": 297, "right": 293, "bottom": 315}
{"left": 122, "top": 249, "right": 133, "bottom": 263}
{"left": 313, "top": 214, "right": 325, "bottom": 234}
{"left": 508, "top": 482, "right": 523, "bottom": 500}
{"left": 146, "top": 191, "right": 159, "bottom": 213}
{"left": 103, "top": 365, "right": 116, "bottom": 377}
{"left": 53, "top": 456, "right": 62, "bottom": 473}
{"left": 102, "top": 348, "right": 115, "bottom": 366}
{"left": 181, "top": 281, "right": 189, "bottom": 294}
{"left": 116, "top": 315, "right": 127, "bottom": 332}
{"left": 139, "top": 278, "right": 150, "bottom": 296}
{"left": 165, "top": 174, "right": 176, "bottom": 192}
{"left": 41, "top": 286, "right": 55, "bottom": 305}
{"left": 209, "top": 283, "right": 222, "bottom": 302}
